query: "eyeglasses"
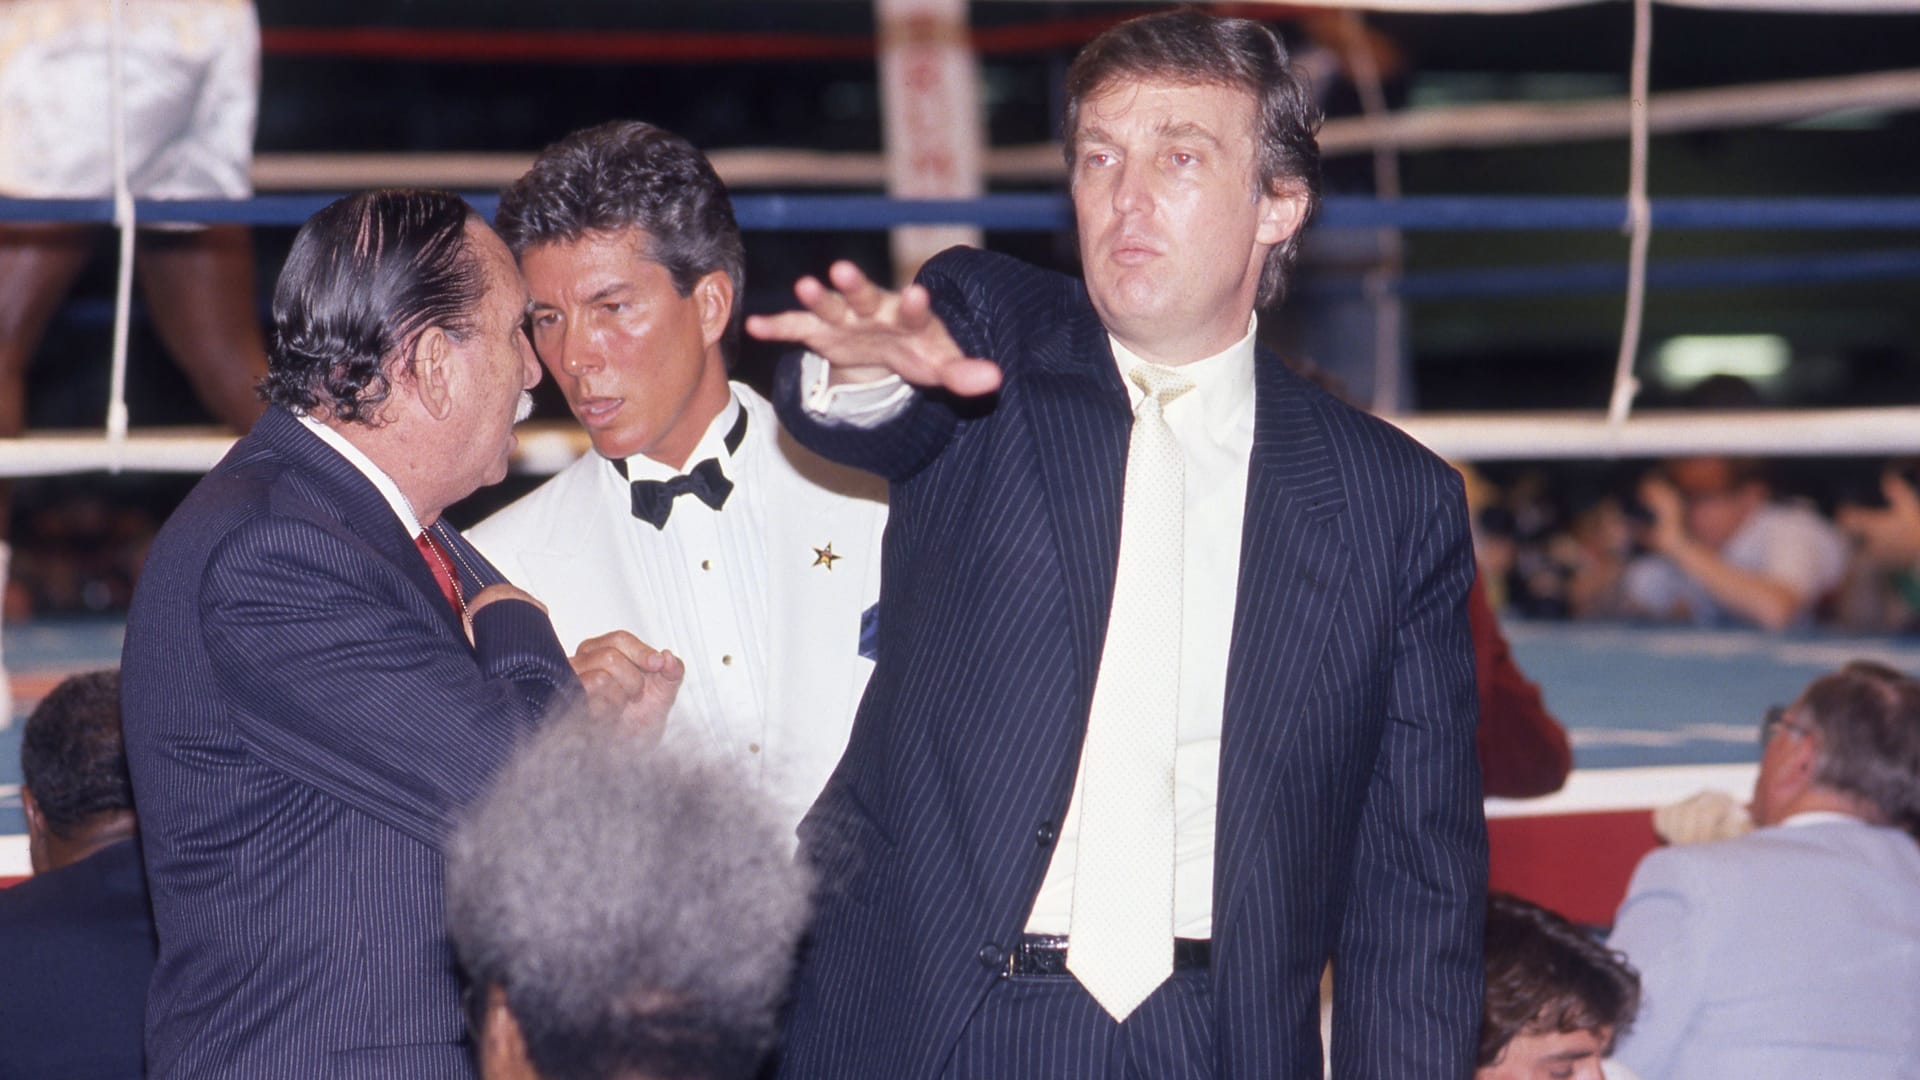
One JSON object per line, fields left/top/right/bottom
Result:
{"left": 1758, "top": 705, "right": 1811, "bottom": 747}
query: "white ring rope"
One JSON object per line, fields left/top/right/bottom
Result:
{"left": 1606, "top": 0, "right": 1654, "bottom": 428}
{"left": 242, "top": 68, "right": 1920, "bottom": 192}
{"left": 105, "top": 0, "right": 135, "bottom": 470}
{"left": 1337, "top": 10, "right": 1410, "bottom": 418}
{"left": 10, "top": 406, "right": 1920, "bottom": 479}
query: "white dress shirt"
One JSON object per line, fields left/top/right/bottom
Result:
{"left": 472, "top": 383, "right": 887, "bottom": 835}
{"left": 297, "top": 413, "right": 421, "bottom": 536}
{"left": 802, "top": 319, "right": 1258, "bottom": 937}
{"left": 604, "top": 394, "right": 773, "bottom": 766}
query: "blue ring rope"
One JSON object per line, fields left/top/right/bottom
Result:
{"left": 6, "top": 193, "right": 1920, "bottom": 231}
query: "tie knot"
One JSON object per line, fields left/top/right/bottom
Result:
{"left": 1127, "top": 364, "right": 1195, "bottom": 412}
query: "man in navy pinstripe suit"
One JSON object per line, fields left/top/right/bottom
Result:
{"left": 750, "top": 10, "right": 1486, "bottom": 1078}
{"left": 121, "top": 191, "right": 681, "bottom": 1078}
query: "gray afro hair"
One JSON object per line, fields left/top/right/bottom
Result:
{"left": 446, "top": 719, "right": 812, "bottom": 1080}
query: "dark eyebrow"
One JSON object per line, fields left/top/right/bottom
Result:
{"left": 584, "top": 282, "right": 631, "bottom": 305}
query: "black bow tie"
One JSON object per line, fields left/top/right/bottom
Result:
{"left": 623, "top": 457, "right": 732, "bottom": 529}
{"left": 615, "top": 408, "right": 748, "bottom": 530}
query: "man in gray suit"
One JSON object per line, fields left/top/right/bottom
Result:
{"left": 1609, "top": 660, "right": 1920, "bottom": 1079}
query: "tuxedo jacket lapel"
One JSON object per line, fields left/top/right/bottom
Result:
{"left": 1214, "top": 355, "right": 1353, "bottom": 933}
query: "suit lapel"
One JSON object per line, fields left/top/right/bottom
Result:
{"left": 1214, "top": 356, "right": 1353, "bottom": 932}
{"left": 254, "top": 408, "right": 472, "bottom": 639}
{"left": 1021, "top": 288, "right": 1131, "bottom": 712}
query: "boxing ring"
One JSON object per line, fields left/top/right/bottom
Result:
{"left": 4, "top": 0, "right": 1920, "bottom": 923}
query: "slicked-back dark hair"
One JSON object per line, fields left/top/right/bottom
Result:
{"left": 1795, "top": 660, "right": 1920, "bottom": 830}
{"left": 1062, "top": 7, "right": 1322, "bottom": 307}
{"left": 21, "top": 669, "right": 131, "bottom": 834}
{"left": 495, "top": 121, "right": 746, "bottom": 363}
{"left": 261, "top": 189, "right": 486, "bottom": 424}
{"left": 1480, "top": 894, "right": 1640, "bottom": 1068}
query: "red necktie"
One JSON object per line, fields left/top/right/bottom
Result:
{"left": 415, "top": 530, "right": 464, "bottom": 617}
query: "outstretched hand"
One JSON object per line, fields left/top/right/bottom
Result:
{"left": 745, "top": 260, "right": 1001, "bottom": 398}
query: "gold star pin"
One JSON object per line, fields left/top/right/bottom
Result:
{"left": 812, "top": 543, "right": 842, "bottom": 570}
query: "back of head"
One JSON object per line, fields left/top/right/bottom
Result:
{"left": 446, "top": 721, "right": 812, "bottom": 1080}
{"left": 261, "top": 189, "right": 486, "bottom": 424}
{"left": 1480, "top": 894, "right": 1639, "bottom": 1069}
{"left": 1795, "top": 661, "right": 1920, "bottom": 830}
{"left": 495, "top": 121, "right": 745, "bottom": 358}
{"left": 1061, "top": 7, "right": 1321, "bottom": 307}
{"left": 21, "top": 669, "right": 130, "bottom": 836}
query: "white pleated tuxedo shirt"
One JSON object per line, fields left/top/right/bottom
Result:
{"left": 473, "top": 383, "right": 886, "bottom": 835}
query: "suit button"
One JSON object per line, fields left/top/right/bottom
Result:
{"left": 1035, "top": 821, "right": 1057, "bottom": 846}
{"left": 976, "top": 943, "right": 1002, "bottom": 969}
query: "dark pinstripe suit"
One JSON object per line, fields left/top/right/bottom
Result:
{"left": 121, "top": 408, "right": 580, "bottom": 1079}
{"left": 772, "top": 248, "right": 1487, "bottom": 1079}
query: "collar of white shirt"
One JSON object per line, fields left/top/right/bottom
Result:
{"left": 297, "top": 412, "right": 424, "bottom": 536}
{"left": 1108, "top": 316, "right": 1258, "bottom": 423}
{"left": 617, "top": 390, "right": 745, "bottom": 485}
{"left": 1777, "top": 810, "right": 1867, "bottom": 829}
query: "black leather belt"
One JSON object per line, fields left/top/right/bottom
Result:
{"left": 1007, "top": 934, "right": 1211, "bottom": 977}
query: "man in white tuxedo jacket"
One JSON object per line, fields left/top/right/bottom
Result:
{"left": 470, "top": 122, "right": 886, "bottom": 833}
{"left": 1608, "top": 660, "right": 1920, "bottom": 1080}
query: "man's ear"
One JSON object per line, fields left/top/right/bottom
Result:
{"left": 411, "top": 327, "right": 456, "bottom": 422}
{"left": 479, "top": 984, "right": 536, "bottom": 1080}
{"left": 21, "top": 786, "right": 43, "bottom": 839}
{"left": 1782, "top": 726, "right": 1821, "bottom": 784}
{"left": 693, "top": 270, "right": 734, "bottom": 353}
{"left": 21, "top": 787, "right": 48, "bottom": 875}
{"left": 1255, "top": 187, "right": 1311, "bottom": 248}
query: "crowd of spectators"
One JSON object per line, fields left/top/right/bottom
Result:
{"left": 1473, "top": 454, "right": 1920, "bottom": 635}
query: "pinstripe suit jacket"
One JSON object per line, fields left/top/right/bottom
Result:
{"left": 121, "top": 407, "right": 580, "bottom": 1079}
{"left": 772, "top": 247, "right": 1487, "bottom": 1079}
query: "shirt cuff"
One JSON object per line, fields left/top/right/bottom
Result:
{"left": 799, "top": 351, "right": 915, "bottom": 428}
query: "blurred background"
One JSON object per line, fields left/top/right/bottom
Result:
{"left": 10, "top": 0, "right": 1920, "bottom": 619}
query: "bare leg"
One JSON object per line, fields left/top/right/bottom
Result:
{"left": 0, "top": 223, "right": 97, "bottom": 542}
{"left": 135, "top": 224, "right": 269, "bottom": 433}
{"left": 0, "top": 223, "right": 95, "bottom": 725}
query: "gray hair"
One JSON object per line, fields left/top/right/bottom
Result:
{"left": 495, "top": 121, "right": 746, "bottom": 363}
{"left": 446, "top": 720, "right": 812, "bottom": 1080}
{"left": 1795, "top": 660, "right": 1920, "bottom": 830}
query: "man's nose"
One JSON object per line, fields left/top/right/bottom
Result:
{"left": 557, "top": 326, "right": 604, "bottom": 377}
{"left": 1111, "top": 158, "right": 1151, "bottom": 215}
